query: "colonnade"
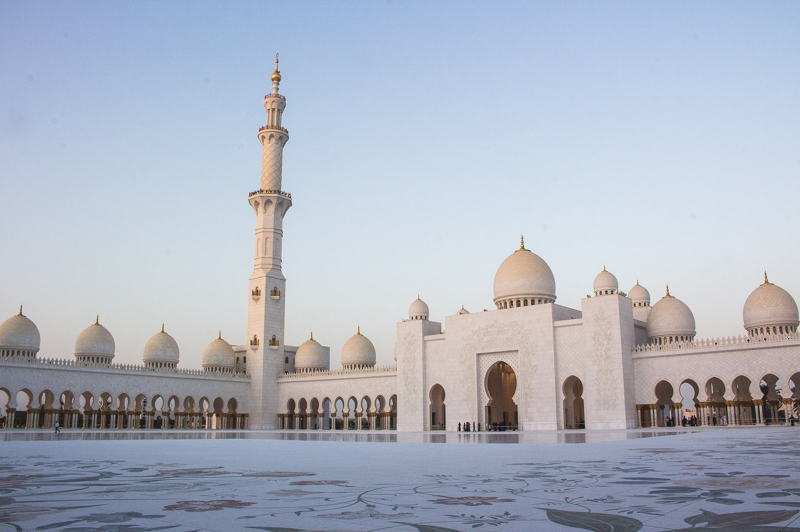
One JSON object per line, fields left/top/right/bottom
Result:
{"left": 3, "top": 407, "right": 248, "bottom": 430}
{"left": 278, "top": 410, "right": 396, "bottom": 430}
{"left": 637, "top": 398, "right": 796, "bottom": 427}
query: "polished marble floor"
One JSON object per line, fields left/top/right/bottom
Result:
{"left": 1, "top": 427, "right": 799, "bottom": 531}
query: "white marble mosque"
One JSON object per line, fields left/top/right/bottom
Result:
{"left": 2, "top": 58, "right": 800, "bottom": 433}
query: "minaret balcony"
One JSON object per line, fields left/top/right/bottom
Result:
{"left": 251, "top": 287, "right": 262, "bottom": 301}
{"left": 259, "top": 125, "right": 289, "bottom": 134}
{"left": 269, "top": 335, "right": 280, "bottom": 350}
{"left": 249, "top": 189, "right": 292, "bottom": 199}
{"left": 270, "top": 288, "right": 281, "bottom": 300}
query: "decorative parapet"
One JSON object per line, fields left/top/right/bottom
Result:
{"left": 278, "top": 365, "right": 397, "bottom": 380}
{"left": 249, "top": 188, "right": 292, "bottom": 199}
{"left": 258, "top": 125, "right": 289, "bottom": 135}
{"left": 632, "top": 332, "right": 800, "bottom": 355}
{"left": 0, "top": 356, "right": 250, "bottom": 379}
{"left": 264, "top": 94, "right": 286, "bottom": 101}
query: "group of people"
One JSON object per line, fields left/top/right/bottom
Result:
{"left": 457, "top": 421, "right": 516, "bottom": 432}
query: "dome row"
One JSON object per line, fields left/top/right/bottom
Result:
{"left": 485, "top": 239, "right": 799, "bottom": 344}
{"left": 0, "top": 314, "right": 245, "bottom": 371}
{"left": 295, "top": 327, "right": 376, "bottom": 371}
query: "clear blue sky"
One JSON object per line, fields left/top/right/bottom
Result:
{"left": 2, "top": 2, "right": 799, "bottom": 368}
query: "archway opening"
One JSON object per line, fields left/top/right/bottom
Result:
{"left": 679, "top": 380, "right": 700, "bottom": 426}
{"left": 310, "top": 398, "right": 320, "bottom": 430}
{"left": 759, "top": 374, "right": 782, "bottom": 425}
{"left": 347, "top": 397, "right": 357, "bottom": 430}
{"left": 704, "top": 377, "right": 726, "bottom": 426}
{"left": 374, "top": 396, "right": 386, "bottom": 430}
{"left": 285, "top": 399, "right": 296, "bottom": 429}
{"left": 562, "top": 376, "right": 585, "bottom": 430}
{"left": 334, "top": 398, "right": 344, "bottom": 430}
{"left": 297, "top": 398, "right": 308, "bottom": 430}
{"left": 486, "top": 362, "right": 517, "bottom": 430}
{"left": 654, "top": 380, "right": 674, "bottom": 427}
{"left": 360, "top": 397, "right": 371, "bottom": 430}
{"left": 429, "top": 384, "right": 446, "bottom": 431}
{"left": 389, "top": 395, "right": 397, "bottom": 430}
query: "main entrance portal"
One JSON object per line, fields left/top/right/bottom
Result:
{"left": 485, "top": 362, "right": 518, "bottom": 429}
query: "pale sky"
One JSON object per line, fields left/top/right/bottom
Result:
{"left": 1, "top": 2, "right": 799, "bottom": 369}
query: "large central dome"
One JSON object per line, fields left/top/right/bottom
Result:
{"left": 493, "top": 237, "right": 556, "bottom": 308}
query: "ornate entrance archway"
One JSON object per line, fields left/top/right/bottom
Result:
{"left": 563, "top": 376, "right": 585, "bottom": 429}
{"left": 484, "top": 362, "right": 518, "bottom": 430}
{"left": 429, "top": 384, "right": 446, "bottom": 430}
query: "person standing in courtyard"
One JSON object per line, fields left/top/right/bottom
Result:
{"left": 54, "top": 421, "right": 60, "bottom": 434}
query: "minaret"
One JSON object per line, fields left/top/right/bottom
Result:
{"left": 247, "top": 54, "right": 292, "bottom": 429}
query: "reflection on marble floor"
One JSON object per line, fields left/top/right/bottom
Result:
{"left": 1, "top": 428, "right": 799, "bottom": 531}
{"left": 0, "top": 428, "right": 689, "bottom": 444}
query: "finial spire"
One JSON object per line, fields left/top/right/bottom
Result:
{"left": 603, "top": 264, "right": 606, "bottom": 272}
{"left": 357, "top": 325, "right": 361, "bottom": 335}
{"left": 161, "top": 323, "right": 165, "bottom": 333}
{"left": 271, "top": 53, "right": 282, "bottom": 86}
{"left": 218, "top": 330, "right": 222, "bottom": 339}
{"left": 95, "top": 315, "right": 99, "bottom": 325}
{"left": 310, "top": 331, "right": 314, "bottom": 341}
{"left": 17, "top": 304, "right": 23, "bottom": 316}
{"left": 520, "top": 235, "right": 526, "bottom": 250}
{"left": 665, "top": 284, "right": 671, "bottom": 297}
{"left": 763, "top": 271, "right": 772, "bottom": 285}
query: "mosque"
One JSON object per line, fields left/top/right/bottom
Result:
{"left": 2, "top": 59, "right": 800, "bottom": 432}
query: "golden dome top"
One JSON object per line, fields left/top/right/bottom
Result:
{"left": 271, "top": 54, "right": 281, "bottom": 83}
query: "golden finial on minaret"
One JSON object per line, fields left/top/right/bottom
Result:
{"left": 520, "top": 235, "right": 526, "bottom": 250}
{"left": 271, "top": 53, "right": 281, "bottom": 83}
{"left": 763, "top": 271, "right": 772, "bottom": 285}
{"left": 357, "top": 325, "right": 361, "bottom": 335}
{"left": 17, "top": 305, "right": 23, "bottom": 316}
{"left": 218, "top": 330, "right": 222, "bottom": 340}
{"left": 161, "top": 323, "right": 165, "bottom": 333}
{"left": 603, "top": 264, "right": 606, "bottom": 272}
{"left": 665, "top": 284, "right": 672, "bottom": 298}
{"left": 310, "top": 331, "right": 314, "bottom": 341}
{"left": 95, "top": 315, "right": 100, "bottom": 325}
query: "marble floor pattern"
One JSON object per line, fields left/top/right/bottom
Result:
{"left": 1, "top": 427, "right": 799, "bottom": 531}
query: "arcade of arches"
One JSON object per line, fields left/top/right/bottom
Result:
{"left": 638, "top": 373, "right": 800, "bottom": 427}
{"left": 279, "top": 394, "right": 397, "bottom": 430}
{"left": 0, "top": 389, "right": 246, "bottom": 430}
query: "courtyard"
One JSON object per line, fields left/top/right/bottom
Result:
{"left": 1, "top": 427, "right": 800, "bottom": 531}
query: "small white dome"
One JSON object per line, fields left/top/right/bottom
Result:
{"left": 409, "top": 297, "right": 429, "bottom": 320}
{"left": 593, "top": 268, "right": 618, "bottom": 296}
{"left": 75, "top": 317, "right": 115, "bottom": 360}
{"left": 143, "top": 325, "right": 180, "bottom": 367}
{"left": 743, "top": 275, "right": 799, "bottom": 334}
{"left": 628, "top": 282, "right": 650, "bottom": 305}
{"left": 341, "top": 327, "right": 376, "bottom": 367}
{"left": 456, "top": 306, "right": 470, "bottom": 315}
{"left": 295, "top": 333, "right": 328, "bottom": 371}
{"left": 0, "top": 307, "right": 40, "bottom": 354}
{"left": 493, "top": 237, "right": 556, "bottom": 305}
{"left": 647, "top": 287, "right": 696, "bottom": 342}
{"left": 202, "top": 333, "right": 235, "bottom": 370}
